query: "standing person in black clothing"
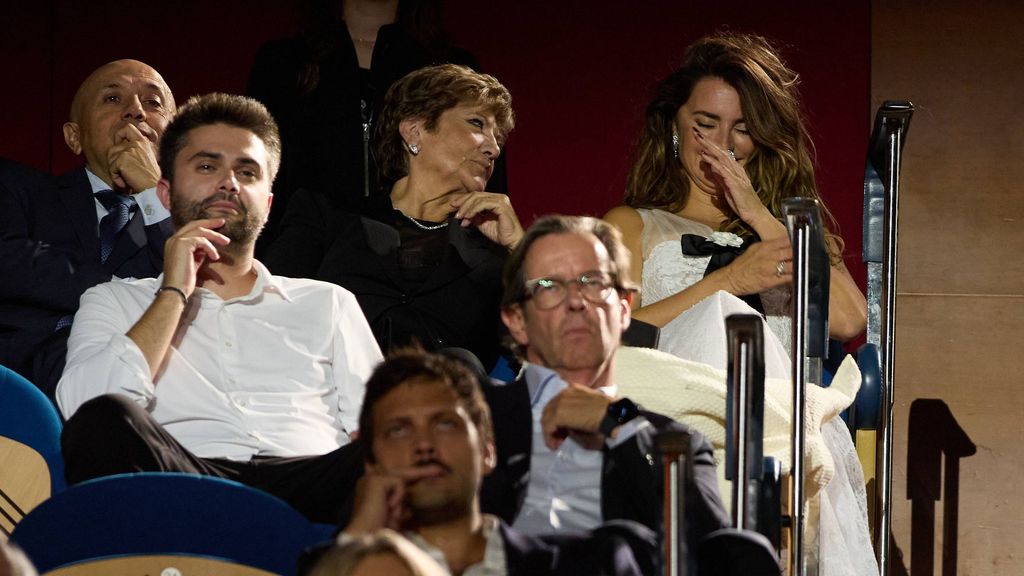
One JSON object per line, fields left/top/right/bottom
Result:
{"left": 247, "top": 0, "right": 504, "bottom": 254}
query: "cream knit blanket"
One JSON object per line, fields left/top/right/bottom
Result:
{"left": 613, "top": 346, "right": 862, "bottom": 504}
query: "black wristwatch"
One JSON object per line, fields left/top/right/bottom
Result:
{"left": 599, "top": 398, "right": 641, "bottom": 437}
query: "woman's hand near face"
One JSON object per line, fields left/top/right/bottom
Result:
{"left": 694, "top": 128, "right": 784, "bottom": 239}
{"left": 449, "top": 191, "right": 524, "bottom": 249}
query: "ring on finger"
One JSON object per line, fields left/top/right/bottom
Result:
{"left": 776, "top": 260, "right": 786, "bottom": 277}
{"left": 727, "top": 148, "right": 736, "bottom": 161}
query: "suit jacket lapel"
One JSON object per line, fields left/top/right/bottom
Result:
{"left": 358, "top": 215, "right": 407, "bottom": 289}
{"left": 482, "top": 378, "right": 534, "bottom": 524}
{"left": 417, "top": 219, "right": 504, "bottom": 294}
{"left": 56, "top": 168, "right": 101, "bottom": 262}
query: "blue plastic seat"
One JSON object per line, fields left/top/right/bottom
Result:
{"left": 9, "top": 472, "right": 335, "bottom": 575}
{"left": 0, "top": 364, "right": 65, "bottom": 537}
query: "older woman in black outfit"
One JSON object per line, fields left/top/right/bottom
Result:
{"left": 266, "top": 64, "right": 521, "bottom": 370}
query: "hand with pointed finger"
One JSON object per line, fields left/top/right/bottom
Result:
{"left": 713, "top": 235, "right": 793, "bottom": 295}
{"left": 344, "top": 464, "right": 442, "bottom": 536}
{"left": 541, "top": 385, "right": 613, "bottom": 451}
{"left": 161, "top": 218, "right": 230, "bottom": 297}
{"left": 108, "top": 123, "right": 162, "bottom": 193}
{"left": 450, "top": 191, "right": 524, "bottom": 249}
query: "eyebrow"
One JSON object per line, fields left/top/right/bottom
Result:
{"left": 188, "top": 152, "right": 262, "bottom": 170}
{"left": 99, "top": 82, "right": 166, "bottom": 95}
{"left": 693, "top": 110, "right": 745, "bottom": 123}
{"left": 189, "top": 151, "right": 223, "bottom": 163}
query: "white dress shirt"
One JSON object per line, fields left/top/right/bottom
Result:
{"left": 57, "top": 261, "right": 383, "bottom": 460}
{"left": 511, "top": 363, "right": 649, "bottom": 535}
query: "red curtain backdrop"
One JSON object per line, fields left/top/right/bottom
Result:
{"left": 0, "top": 1, "right": 868, "bottom": 286}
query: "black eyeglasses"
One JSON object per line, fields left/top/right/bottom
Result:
{"left": 523, "top": 270, "right": 618, "bottom": 310}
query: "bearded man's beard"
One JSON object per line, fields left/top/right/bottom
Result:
{"left": 170, "top": 191, "right": 266, "bottom": 247}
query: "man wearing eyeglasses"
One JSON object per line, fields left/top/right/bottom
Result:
{"left": 481, "top": 215, "right": 729, "bottom": 545}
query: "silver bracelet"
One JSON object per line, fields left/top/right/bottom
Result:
{"left": 155, "top": 285, "right": 188, "bottom": 306}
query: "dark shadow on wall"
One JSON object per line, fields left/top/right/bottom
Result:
{"left": 907, "top": 399, "right": 976, "bottom": 576}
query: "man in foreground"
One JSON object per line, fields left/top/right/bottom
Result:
{"left": 339, "top": 348, "right": 655, "bottom": 575}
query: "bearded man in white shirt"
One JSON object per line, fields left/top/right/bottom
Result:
{"left": 57, "top": 92, "right": 383, "bottom": 524}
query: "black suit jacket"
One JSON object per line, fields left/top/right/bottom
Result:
{"left": 500, "top": 519, "right": 657, "bottom": 576}
{"left": 265, "top": 188, "right": 506, "bottom": 368}
{"left": 0, "top": 164, "right": 171, "bottom": 398}
{"left": 481, "top": 376, "right": 730, "bottom": 546}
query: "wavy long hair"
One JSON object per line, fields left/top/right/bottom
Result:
{"left": 624, "top": 33, "right": 842, "bottom": 258}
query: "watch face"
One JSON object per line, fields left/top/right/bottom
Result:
{"left": 610, "top": 398, "right": 639, "bottom": 423}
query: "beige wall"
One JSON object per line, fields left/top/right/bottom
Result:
{"left": 873, "top": 1, "right": 1024, "bottom": 573}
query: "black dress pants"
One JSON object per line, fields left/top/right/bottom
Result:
{"left": 61, "top": 394, "right": 364, "bottom": 525}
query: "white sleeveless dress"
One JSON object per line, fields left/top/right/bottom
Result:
{"left": 633, "top": 208, "right": 878, "bottom": 576}
{"left": 637, "top": 208, "right": 793, "bottom": 378}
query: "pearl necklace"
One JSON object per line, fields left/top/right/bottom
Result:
{"left": 399, "top": 211, "right": 449, "bottom": 231}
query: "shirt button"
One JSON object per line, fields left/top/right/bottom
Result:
{"left": 225, "top": 341, "right": 232, "bottom": 348}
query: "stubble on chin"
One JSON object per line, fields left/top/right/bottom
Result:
{"left": 170, "top": 195, "right": 265, "bottom": 245}
{"left": 406, "top": 488, "right": 472, "bottom": 527}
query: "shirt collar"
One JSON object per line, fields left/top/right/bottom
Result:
{"left": 85, "top": 167, "right": 111, "bottom": 194}
{"left": 249, "top": 260, "right": 293, "bottom": 302}
{"left": 523, "top": 362, "right": 617, "bottom": 408}
{"left": 404, "top": 515, "right": 506, "bottom": 576}
{"left": 175, "top": 260, "right": 293, "bottom": 304}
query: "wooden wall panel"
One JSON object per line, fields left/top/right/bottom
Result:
{"left": 874, "top": 0, "right": 1024, "bottom": 573}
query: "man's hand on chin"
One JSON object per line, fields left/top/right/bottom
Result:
{"left": 108, "top": 123, "right": 161, "bottom": 193}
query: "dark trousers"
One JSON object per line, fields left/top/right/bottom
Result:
{"left": 61, "top": 394, "right": 364, "bottom": 525}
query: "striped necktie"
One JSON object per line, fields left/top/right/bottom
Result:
{"left": 96, "top": 190, "right": 138, "bottom": 263}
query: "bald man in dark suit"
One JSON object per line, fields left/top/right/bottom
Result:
{"left": 0, "top": 60, "right": 175, "bottom": 399}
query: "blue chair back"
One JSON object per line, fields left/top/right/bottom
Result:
{"left": 0, "top": 364, "right": 64, "bottom": 494}
{"left": 1, "top": 364, "right": 65, "bottom": 537}
{"left": 10, "top": 473, "right": 335, "bottom": 575}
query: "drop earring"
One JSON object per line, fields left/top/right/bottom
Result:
{"left": 671, "top": 133, "right": 679, "bottom": 159}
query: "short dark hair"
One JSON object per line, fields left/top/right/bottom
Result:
{"left": 158, "top": 92, "right": 282, "bottom": 183}
{"left": 358, "top": 348, "right": 493, "bottom": 462}
{"left": 501, "top": 214, "right": 636, "bottom": 309}
{"left": 374, "top": 64, "right": 514, "bottom": 181}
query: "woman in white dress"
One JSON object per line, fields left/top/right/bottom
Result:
{"left": 604, "top": 33, "right": 865, "bottom": 359}
{"left": 604, "top": 34, "right": 877, "bottom": 575}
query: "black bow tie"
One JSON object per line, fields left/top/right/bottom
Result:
{"left": 680, "top": 233, "right": 765, "bottom": 315}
